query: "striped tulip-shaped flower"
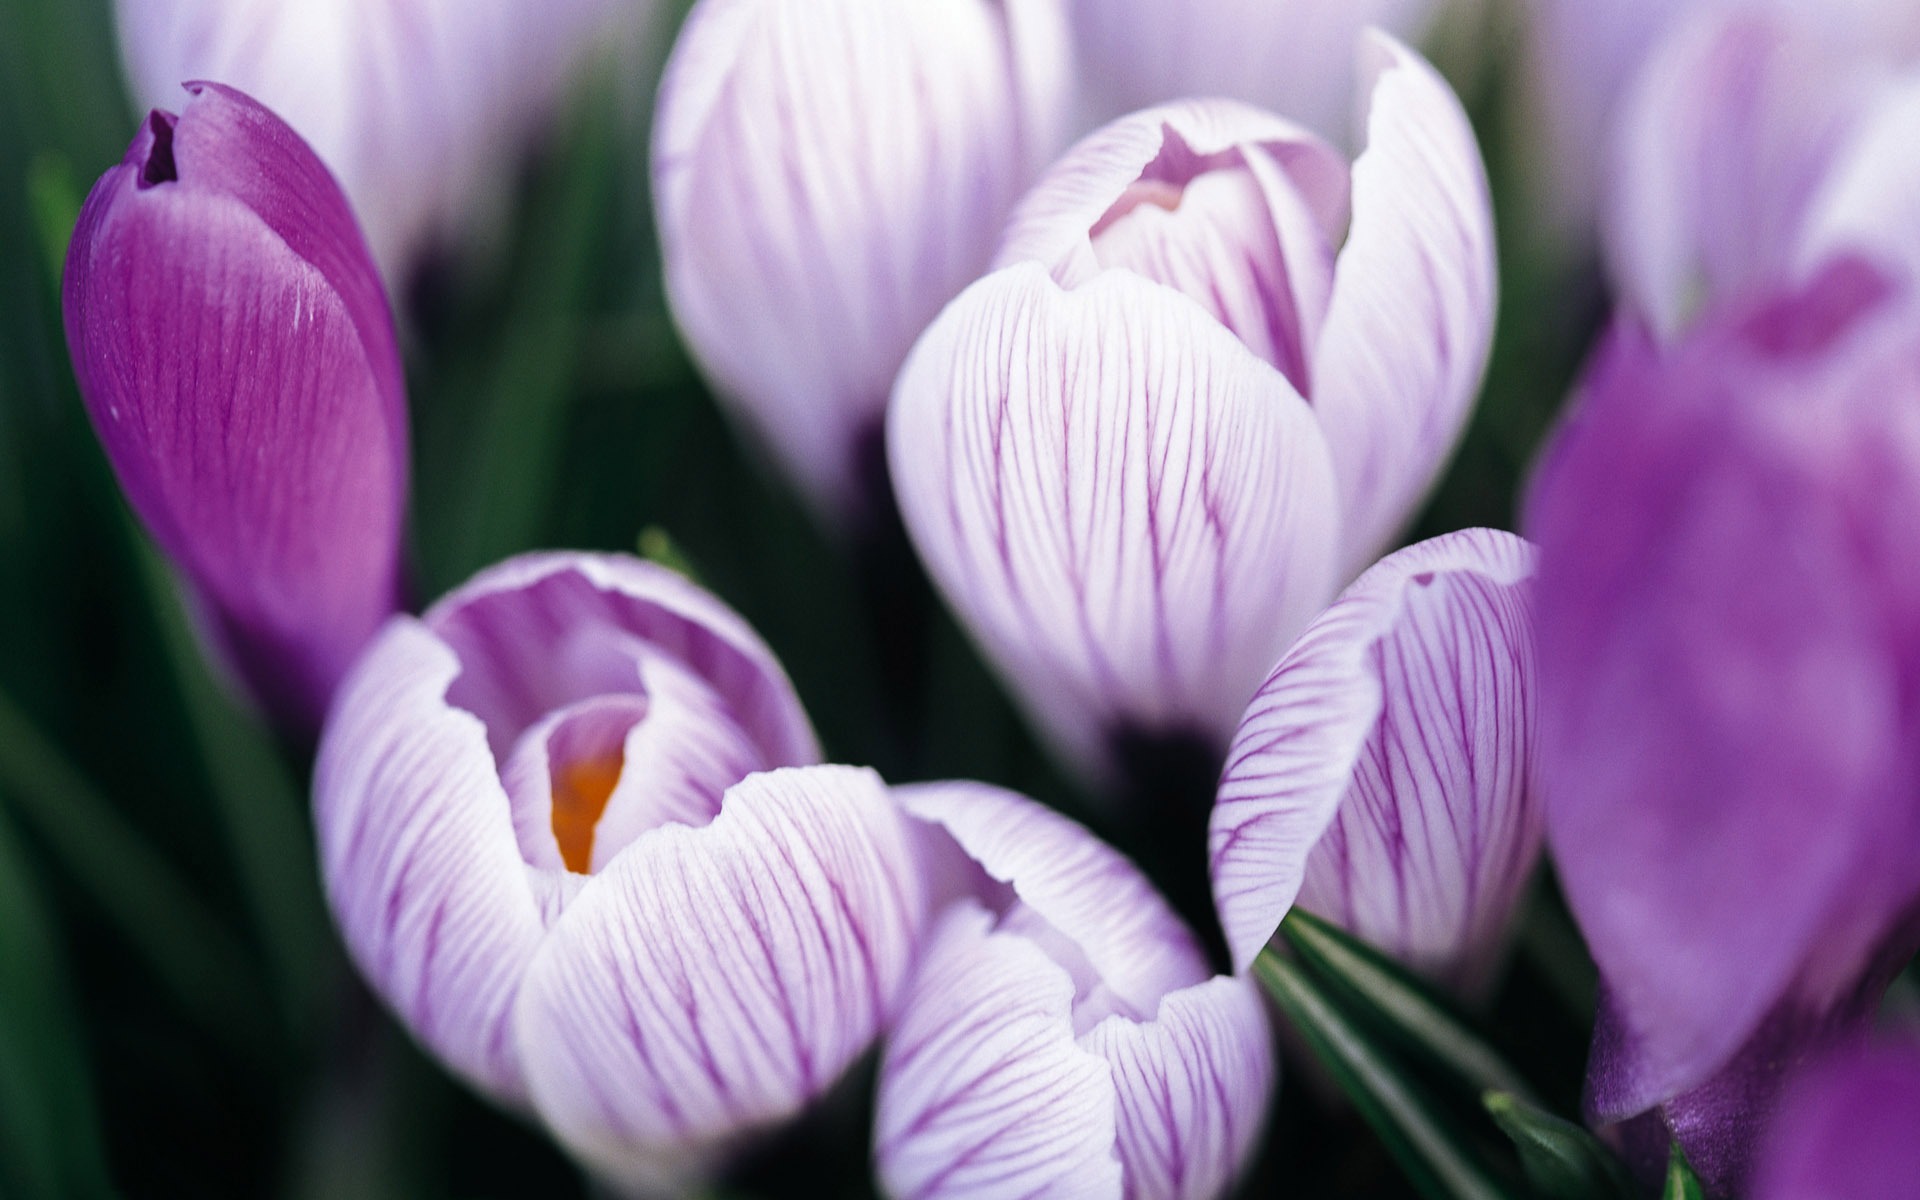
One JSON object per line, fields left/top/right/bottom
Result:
{"left": 875, "top": 782, "right": 1274, "bottom": 1200}
{"left": 118, "top": 0, "right": 630, "bottom": 282}
{"left": 1209, "top": 529, "right": 1541, "bottom": 991}
{"left": 652, "top": 0, "right": 1075, "bottom": 526}
{"left": 1528, "top": 261, "right": 1920, "bottom": 1194}
{"left": 890, "top": 36, "right": 1495, "bottom": 780}
{"left": 63, "top": 83, "right": 407, "bottom": 732}
{"left": 315, "top": 553, "right": 924, "bottom": 1192}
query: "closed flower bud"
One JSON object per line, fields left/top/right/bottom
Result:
{"left": 875, "top": 782, "right": 1273, "bottom": 1200}
{"left": 117, "top": 0, "right": 627, "bottom": 282}
{"left": 890, "top": 36, "right": 1495, "bottom": 780}
{"left": 314, "top": 553, "right": 923, "bottom": 1192}
{"left": 1527, "top": 261, "right": 1920, "bottom": 1194}
{"left": 63, "top": 83, "right": 407, "bottom": 732}
{"left": 652, "top": 0, "right": 1076, "bottom": 525}
{"left": 1209, "top": 529, "right": 1541, "bottom": 992}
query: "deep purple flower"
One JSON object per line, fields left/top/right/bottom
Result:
{"left": 889, "top": 39, "right": 1495, "bottom": 781}
{"left": 117, "top": 0, "right": 632, "bottom": 281}
{"left": 1603, "top": 8, "right": 1920, "bottom": 341}
{"left": 1209, "top": 529, "right": 1541, "bottom": 990}
{"left": 1751, "top": 1035, "right": 1920, "bottom": 1200}
{"left": 63, "top": 82, "right": 407, "bottom": 732}
{"left": 651, "top": 0, "right": 1075, "bottom": 526}
{"left": 1527, "top": 260, "right": 1920, "bottom": 1194}
{"left": 1069, "top": 0, "right": 1453, "bottom": 137}
{"left": 875, "top": 781, "right": 1273, "bottom": 1200}
{"left": 315, "top": 552, "right": 923, "bottom": 1191}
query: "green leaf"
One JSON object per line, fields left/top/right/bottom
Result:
{"left": 25, "top": 152, "right": 81, "bottom": 298}
{"left": 636, "top": 525, "right": 702, "bottom": 584}
{"left": 1484, "top": 1091, "right": 1636, "bottom": 1200}
{"left": 1280, "top": 908, "right": 1538, "bottom": 1102}
{"left": 1254, "top": 948, "right": 1519, "bottom": 1200}
{"left": 1662, "top": 1144, "right": 1706, "bottom": 1200}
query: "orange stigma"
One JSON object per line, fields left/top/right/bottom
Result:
{"left": 550, "top": 752, "right": 624, "bottom": 874}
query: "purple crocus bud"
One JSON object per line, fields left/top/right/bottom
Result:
{"left": 1208, "top": 529, "right": 1541, "bottom": 992}
{"left": 1527, "top": 260, "right": 1920, "bottom": 1193}
{"left": 1604, "top": 8, "right": 1920, "bottom": 341}
{"left": 1069, "top": 0, "right": 1452, "bottom": 136}
{"left": 314, "top": 553, "right": 924, "bottom": 1191}
{"left": 117, "top": 0, "right": 628, "bottom": 282}
{"left": 651, "top": 0, "right": 1075, "bottom": 526}
{"left": 63, "top": 83, "right": 407, "bottom": 732}
{"left": 890, "top": 38, "right": 1495, "bottom": 779}
{"left": 875, "top": 781, "right": 1274, "bottom": 1200}
{"left": 1751, "top": 1036, "right": 1920, "bottom": 1200}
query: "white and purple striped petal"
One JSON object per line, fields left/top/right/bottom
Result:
{"left": 653, "top": 0, "right": 1075, "bottom": 524}
{"left": 1210, "top": 529, "right": 1540, "bottom": 990}
{"left": 516, "top": 765, "right": 924, "bottom": 1193}
{"left": 877, "top": 782, "right": 1275, "bottom": 1200}
{"left": 888, "top": 262, "right": 1341, "bottom": 780}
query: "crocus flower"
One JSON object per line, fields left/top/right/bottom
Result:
{"left": 1208, "top": 529, "right": 1540, "bottom": 992}
{"left": 1527, "top": 259, "right": 1920, "bottom": 1194}
{"left": 875, "top": 781, "right": 1273, "bottom": 1200}
{"left": 1751, "top": 1036, "right": 1920, "bottom": 1200}
{"left": 1605, "top": 8, "right": 1920, "bottom": 341}
{"left": 889, "top": 36, "right": 1495, "bottom": 781}
{"left": 314, "top": 552, "right": 924, "bottom": 1192}
{"left": 118, "top": 0, "right": 632, "bottom": 282}
{"left": 1069, "top": 0, "right": 1455, "bottom": 137}
{"left": 63, "top": 82, "right": 407, "bottom": 732}
{"left": 651, "top": 0, "right": 1076, "bottom": 526}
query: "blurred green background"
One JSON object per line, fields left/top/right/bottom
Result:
{"left": 0, "top": 0, "right": 1601, "bottom": 1195}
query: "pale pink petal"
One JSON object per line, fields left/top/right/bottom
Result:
{"left": 1799, "top": 73, "right": 1920, "bottom": 288}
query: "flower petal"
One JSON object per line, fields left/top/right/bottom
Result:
{"left": 874, "top": 902, "right": 1122, "bottom": 1200}
{"left": 1798, "top": 73, "right": 1920, "bottom": 288}
{"left": 514, "top": 765, "right": 924, "bottom": 1190}
{"left": 652, "top": 0, "right": 1074, "bottom": 521}
{"left": 1753, "top": 1037, "right": 1920, "bottom": 1200}
{"left": 313, "top": 617, "right": 546, "bottom": 1106}
{"left": 1311, "top": 33, "right": 1497, "bottom": 577}
{"left": 888, "top": 262, "right": 1340, "bottom": 779}
{"left": 1210, "top": 529, "right": 1537, "bottom": 976}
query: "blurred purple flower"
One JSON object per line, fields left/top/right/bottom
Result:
{"left": 889, "top": 37, "right": 1495, "bottom": 781}
{"left": 651, "top": 0, "right": 1075, "bottom": 527}
{"left": 1751, "top": 1035, "right": 1920, "bottom": 1200}
{"left": 63, "top": 82, "right": 408, "bottom": 732}
{"left": 1068, "top": 0, "right": 1456, "bottom": 138}
{"left": 315, "top": 552, "right": 924, "bottom": 1192}
{"left": 1527, "top": 260, "right": 1920, "bottom": 1194}
{"left": 1604, "top": 8, "right": 1920, "bottom": 341}
{"left": 118, "top": 0, "right": 634, "bottom": 282}
{"left": 1209, "top": 529, "right": 1541, "bottom": 990}
{"left": 875, "top": 781, "right": 1273, "bottom": 1200}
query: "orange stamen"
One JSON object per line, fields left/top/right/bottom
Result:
{"left": 551, "top": 753, "right": 624, "bottom": 874}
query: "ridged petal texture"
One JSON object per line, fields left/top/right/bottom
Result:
{"left": 652, "top": 0, "right": 1074, "bottom": 523}
{"left": 876, "top": 782, "right": 1274, "bottom": 1200}
{"left": 1752, "top": 1038, "right": 1920, "bottom": 1200}
{"left": 318, "top": 554, "right": 924, "bottom": 1190}
{"left": 117, "top": 0, "right": 626, "bottom": 280}
{"left": 1068, "top": 0, "right": 1447, "bottom": 140}
{"left": 888, "top": 261, "right": 1340, "bottom": 780}
{"left": 1527, "top": 261, "right": 1920, "bottom": 1165}
{"left": 62, "top": 83, "right": 406, "bottom": 731}
{"left": 1209, "top": 530, "right": 1540, "bottom": 985}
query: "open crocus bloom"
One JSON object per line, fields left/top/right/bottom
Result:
{"left": 875, "top": 782, "right": 1274, "bottom": 1200}
{"left": 1605, "top": 7, "right": 1920, "bottom": 342}
{"left": 1751, "top": 1036, "right": 1920, "bottom": 1200}
{"left": 890, "top": 33, "right": 1495, "bottom": 781}
{"left": 1528, "top": 261, "right": 1920, "bottom": 1193}
{"left": 315, "top": 552, "right": 924, "bottom": 1192}
{"left": 652, "top": 0, "right": 1074, "bottom": 526}
{"left": 1209, "top": 529, "right": 1541, "bottom": 992}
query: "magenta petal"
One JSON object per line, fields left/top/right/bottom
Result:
{"left": 1210, "top": 529, "right": 1539, "bottom": 980}
{"left": 888, "top": 263, "right": 1341, "bottom": 780}
{"left": 1753, "top": 1037, "right": 1920, "bottom": 1200}
{"left": 515, "top": 765, "right": 925, "bottom": 1191}
{"left": 62, "top": 83, "right": 407, "bottom": 732}
{"left": 1311, "top": 34, "right": 1498, "bottom": 577}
